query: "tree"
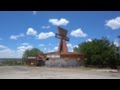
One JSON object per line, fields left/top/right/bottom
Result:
{"left": 74, "top": 37, "right": 120, "bottom": 68}
{"left": 22, "top": 48, "right": 43, "bottom": 63}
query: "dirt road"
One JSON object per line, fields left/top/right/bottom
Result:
{"left": 0, "top": 66, "right": 120, "bottom": 79}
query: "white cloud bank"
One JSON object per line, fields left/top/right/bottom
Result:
{"left": 0, "top": 44, "right": 33, "bottom": 58}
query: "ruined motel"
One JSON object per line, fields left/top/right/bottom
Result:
{"left": 26, "top": 27, "right": 84, "bottom": 67}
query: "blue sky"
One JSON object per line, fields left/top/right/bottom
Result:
{"left": 0, "top": 11, "right": 120, "bottom": 58}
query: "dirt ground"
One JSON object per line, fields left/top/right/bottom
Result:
{"left": 0, "top": 66, "right": 120, "bottom": 79}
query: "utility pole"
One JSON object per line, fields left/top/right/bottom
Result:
{"left": 118, "top": 35, "right": 120, "bottom": 60}
{"left": 117, "top": 36, "right": 120, "bottom": 70}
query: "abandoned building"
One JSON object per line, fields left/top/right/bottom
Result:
{"left": 26, "top": 26, "right": 84, "bottom": 66}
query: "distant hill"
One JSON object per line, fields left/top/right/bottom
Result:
{"left": 0, "top": 58, "right": 23, "bottom": 66}
{"left": 0, "top": 58, "right": 22, "bottom": 61}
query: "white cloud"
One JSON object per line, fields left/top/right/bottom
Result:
{"left": 69, "top": 49, "right": 74, "bottom": 52}
{"left": 49, "top": 18, "right": 69, "bottom": 26}
{"left": 0, "top": 48, "right": 25, "bottom": 58}
{"left": 105, "top": 17, "right": 120, "bottom": 30}
{"left": 42, "top": 25, "right": 50, "bottom": 29}
{"left": 0, "top": 48, "right": 13, "bottom": 53}
{"left": 26, "top": 28, "right": 37, "bottom": 36}
{"left": 67, "top": 43, "right": 78, "bottom": 49}
{"left": 44, "top": 48, "right": 47, "bottom": 50}
{"left": 37, "top": 32, "right": 55, "bottom": 39}
{"left": 54, "top": 46, "right": 58, "bottom": 51}
{"left": 67, "top": 44, "right": 79, "bottom": 52}
{"left": 70, "top": 28, "right": 87, "bottom": 37}
{"left": 33, "top": 11, "right": 37, "bottom": 15}
{"left": 47, "top": 49, "right": 55, "bottom": 53}
{"left": 0, "top": 48, "right": 16, "bottom": 58}
{"left": 0, "top": 45, "right": 15, "bottom": 58}
{"left": 0, "top": 45, "right": 18, "bottom": 58}
{"left": 17, "top": 45, "right": 33, "bottom": 52}
{"left": 45, "top": 43, "right": 78, "bottom": 53}
{"left": 21, "top": 43, "right": 30, "bottom": 46}
{"left": 43, "top": 46, "right": 58, "bottom": 53}
{"left": 67, "top": 43, "right": 73, "bottom": 48}
{"left": 42, "top": 48, "right": 54, "bottom": 53}
{"left": 86, "top": 39, "right": 92, "bottom": 42}
{"left": 0, "top": 45, "right": 7, "bottom": 49}
{"left": 10, "top": 33, "right": 25, "bottom": 40}
{"left": 73, "top": 45, "right": 78, "bottom": 48}
{"left": 114, "top": 39, "right": 119, "bottom": 47}
{"left": 67, "top": 43, "right": 74, "bottom": 52}
{"left": 48, "top": 43, "right": 78, "bottom": 53}
{"left": 16, "top": 44, "right": 33, "bottom": 58}
{"left": 39, "top": 44, "right": 45, "bottom": 47}
{"left": 10, "top": 35, "right": 18, "bottom": 40}
{"left": 0, "top": 44, "right": 33, "bottom": 58}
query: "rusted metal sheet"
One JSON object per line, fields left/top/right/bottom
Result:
{"left": 60, "top": 53, "right": 84, "bottom": 60}
{"left": 56, "top": 26, "right": 69, "bottom": 54}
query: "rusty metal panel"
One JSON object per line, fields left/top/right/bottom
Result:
{"left": 58, "top": 26, "right": 68, "bottom": 37}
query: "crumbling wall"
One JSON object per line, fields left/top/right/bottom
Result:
{"left": 45, "top": 58, "right": 84, "bottom": 67}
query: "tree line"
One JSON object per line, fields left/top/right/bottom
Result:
{"left": 74, "top": 37, "right": 120, "bottom": 69}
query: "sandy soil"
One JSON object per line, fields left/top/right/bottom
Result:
{"left": 0, "top": 66, "right": 120, "bottom": 79}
